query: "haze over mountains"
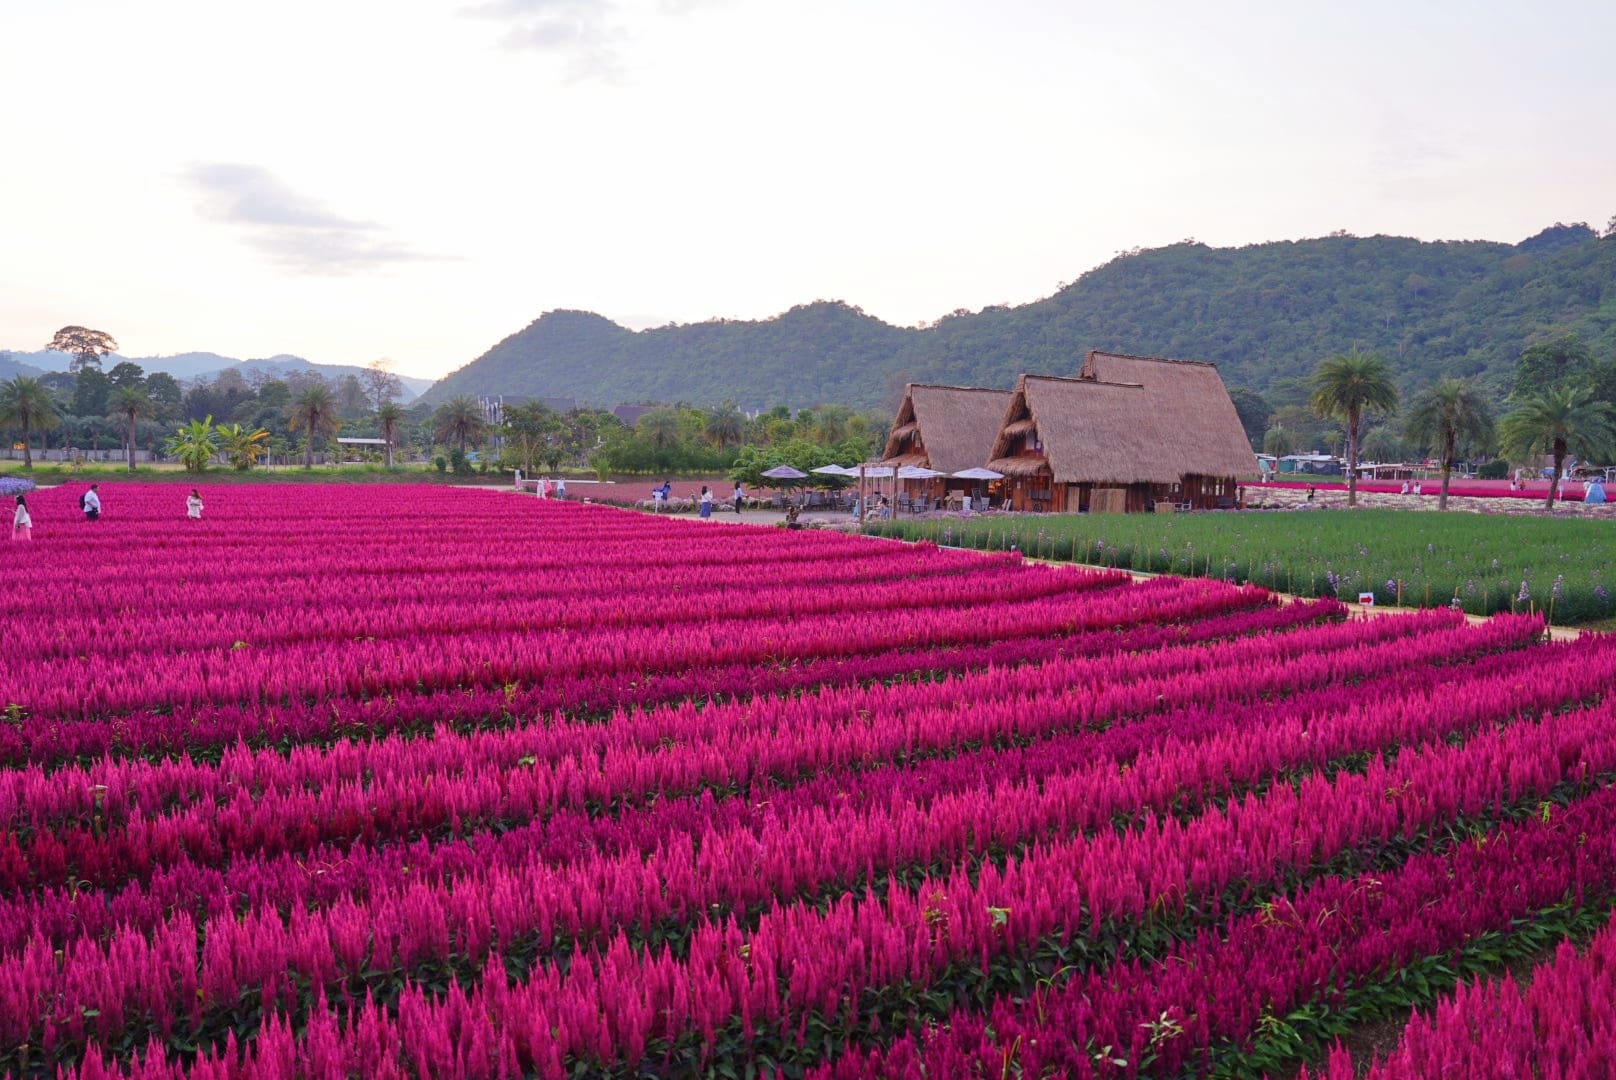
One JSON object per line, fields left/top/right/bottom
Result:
{"left": 424, "top": 223, "right": 1616, "bottom": 411}
{"left": 0, "top": 350, "right": 432, "bottom": 401}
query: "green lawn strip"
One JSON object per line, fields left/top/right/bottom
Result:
{"left": 867, "top": 510, "right": 1616, "bottom": 624}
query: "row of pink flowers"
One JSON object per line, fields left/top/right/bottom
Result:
{"left": 4, "top": 484, "right": 1605, "bottom": 1078}
{"left": 37, "top": 633, "right": 1616, "bottom": 1077}
{"left": 1302, "top": 908, "right": 1616, "bottom": 1079}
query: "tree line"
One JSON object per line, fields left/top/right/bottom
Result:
{"left": 1, "top": 327, "right": 889, "bottom": 478}
{"left": 1295, "top": 333, "right": 1615, "bottom": 511}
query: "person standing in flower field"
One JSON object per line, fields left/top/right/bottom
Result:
{"left": 732, "top": 482, "right": 745, "bottom": 514}
{"left": 81, "top": 484, "right": 101, "bottom": 521}
{"left": 186, "top": 489, "right": 204, "bottom": 520}
{"left": 699, "top": 485, "right": 714, "bottom": 519}
{"left": 11, "top": 494, "right": 30, "bottom": 541}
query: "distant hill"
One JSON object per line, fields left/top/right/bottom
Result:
{"left": 423, "top": 223, "right": 1616, "bottom": 410}
{"left": 2, "top": 349, "right": 432, "bottom": 401}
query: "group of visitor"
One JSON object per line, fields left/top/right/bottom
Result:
{"left": 10, "top": 486, "right": 206, "bottom": 541}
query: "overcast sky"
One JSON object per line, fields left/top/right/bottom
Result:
{"left": 3, "top": 0, "right": 1614, "bottom": 380}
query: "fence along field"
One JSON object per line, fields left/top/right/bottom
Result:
{"left": 3, "top": 483, "right": 1615, "bottom": 1078}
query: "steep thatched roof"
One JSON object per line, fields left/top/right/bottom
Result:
{"left": 989, "top": 353, "right": 1256, "bottom": 484}
{"left": 881, "top": 383, "right": 1013, "bottom": 474}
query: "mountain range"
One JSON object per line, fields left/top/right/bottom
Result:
{"left": 0, "top": 350, "right": 432, "bottom": 401}
{"left": 422, "top": 222, "right": 1616, "bottom": 411}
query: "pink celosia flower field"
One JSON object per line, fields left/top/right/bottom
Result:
{"left": 4, "top": 483, "right": 1615, "bottom": 1078}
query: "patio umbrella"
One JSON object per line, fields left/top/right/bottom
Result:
{"left": 761, "top": 465, "right": 810, "bottom": 480}
{"left": 951, "top": 466, "right": 1005, "bottom": 480}
{"left": 897, "top": 465, "right": 946, "bottom": 479}
{"left": 810, "top": 464, "right": 857, "bottom": 476}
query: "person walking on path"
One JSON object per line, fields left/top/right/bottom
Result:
{"left": 11, "top": 495, "right": 30, "bottom": 541}
{"left": 82, "top": 484, "right": 102, "bottom": 521}
{"left": 186, "top": 489, "right": 204, "bottom": 520}
{"left": 699, "top": 485, "right": 714, "bottom": 519}
{"left": 732, "top": 482, "right": 745, "bottom": 514}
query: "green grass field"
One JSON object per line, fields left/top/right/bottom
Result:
{"left": 868, "top": 509, "right": 1616, "bottom": 626}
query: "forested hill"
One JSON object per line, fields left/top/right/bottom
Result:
{"left": 423, "top": 223, "right": 1616, "bottom": 410}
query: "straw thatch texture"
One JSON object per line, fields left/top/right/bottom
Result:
{"left": 984, "top": 455, "right": 1049, "bottom": 477}
{"left": 880, "top": 384, "right": 1012, "bottom": 474}
{"left": 991, "top": 360, "right": 1256, "bottom": 485}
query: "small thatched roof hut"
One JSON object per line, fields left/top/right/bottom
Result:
{"left": 881, "top": 383, "right": 1013, "bottom": 474}
{"left": 986, "top": 351, "right": 1257, "bottom": 512}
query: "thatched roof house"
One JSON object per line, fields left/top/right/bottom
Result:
{"left": 881, "top": 383, "right": 1013, "bottom": 474}
{"left": 986, "top": 351, "right": 1257, "bottom": 513}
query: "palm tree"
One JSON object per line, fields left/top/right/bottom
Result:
{"left": 0, "top": 376, "right": 63, "bottom": 469}
{"left": 637, "top": 407, "right": 681, "bottom": 452}
{"left": 106, "top": 386, "right": 155, "bottom": 473}
{"left": 165, "top": 416, "right": 219, "bottom": 472}
{"left": 216, "top": 422, "right": 270, "bottom": 470}
{"left": 1402, "top": 378, "right": 1495, "bottom": 511}
{"left": 287, "top": 383, "right": 342, "bottom": 468}
{"left": 1310, "top": 350, "right": 1400, "bottom": 507}
{"left": 705, "top": 402, "right": 746, "bottom": 448}
{"left": 376, "top": 403, "right": 403, "bottom": 469}
{"left": 433, "top": 396, "right": 488, "bottom": 455}
{"left": 1498, "top": 386, "right": 1616, "bottom": 510}
{"left": 1262, "top": 425, "right": 1295, "bottom": 457}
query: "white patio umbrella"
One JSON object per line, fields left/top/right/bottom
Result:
{"left": 951, "top": 466, "right": 1005, "bottom": 480}
{"left": 810, "top": 464, "right": 858, "bottom": 476}
{"left": 897, "top": 465, "right": 946, "bottom": 479}
{"left": 760, "top": 465, "right": 810, "bottom": 480}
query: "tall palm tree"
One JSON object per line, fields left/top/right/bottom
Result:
{"left": 433, "top": 396, "right": 488, "bottom": 455}
{"left": 287, "top": 383, "right": 342, "bottom": 468}
{"left": 1310, "top": 350, "right": 1400, "bottom": 507}
{"left": 0, "top": 376, "right": 63, "bottom": 469}
{"left": 1498, "top": 386, "right": 1616, "bottom": 510}
{"left": 106, "top": 385, "right": 155, "bottom": 473}
{"left": 1402, "top": 378, "right": 1495, "bottom": 511}
{"left": 376, "top": 402, "right": 403, "bottom": 469}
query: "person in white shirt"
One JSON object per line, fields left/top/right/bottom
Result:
{"left": 187, "top": 489, "right": 204, "bottom": 520}
{"left": 82, "top": 485, "right": 102, "bottom": 521}
{"left": 11, "top": 495, "right": 30, "bottom": 541}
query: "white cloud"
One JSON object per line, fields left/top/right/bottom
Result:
{"left": 184, "top": 164, "right": 445, "bottom": 274}
{"left": 462, "top": 0, "right": 628, "bottom": 82}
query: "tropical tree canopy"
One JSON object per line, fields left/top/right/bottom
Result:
{"left": 1403, "top": 377, "right": 1495, "bottom": 510}
{"left": 376, "top": 402, "right": 404, "bottom": 468}
{"left": 1310, "top": 350, "right": 1400, "bottom": 507}
{"left": 1498, "top": 385, "right": 1616, "bottom": 509}
{"left": 0, "top": 376, "right": 64, "bottom": 469}
{"left": 433, "top": 396, "right": 488, "bottom": 454}
{"left": 216, "top": 422, "right": 270, "bottom": 470}
{"left": 47, "top": 326, "right": 119, "bottom": 373}
{"left": 166, "top": 416, "right": 220, "bottom": 472}
{"left": 704, "top": 402, "right": 746, "bottom": 448}
{"left": 107, "top": 385, "right": 156, "bottom": 473}
{"left": 287, "top": 383, "right": 342, "bottom": 466}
